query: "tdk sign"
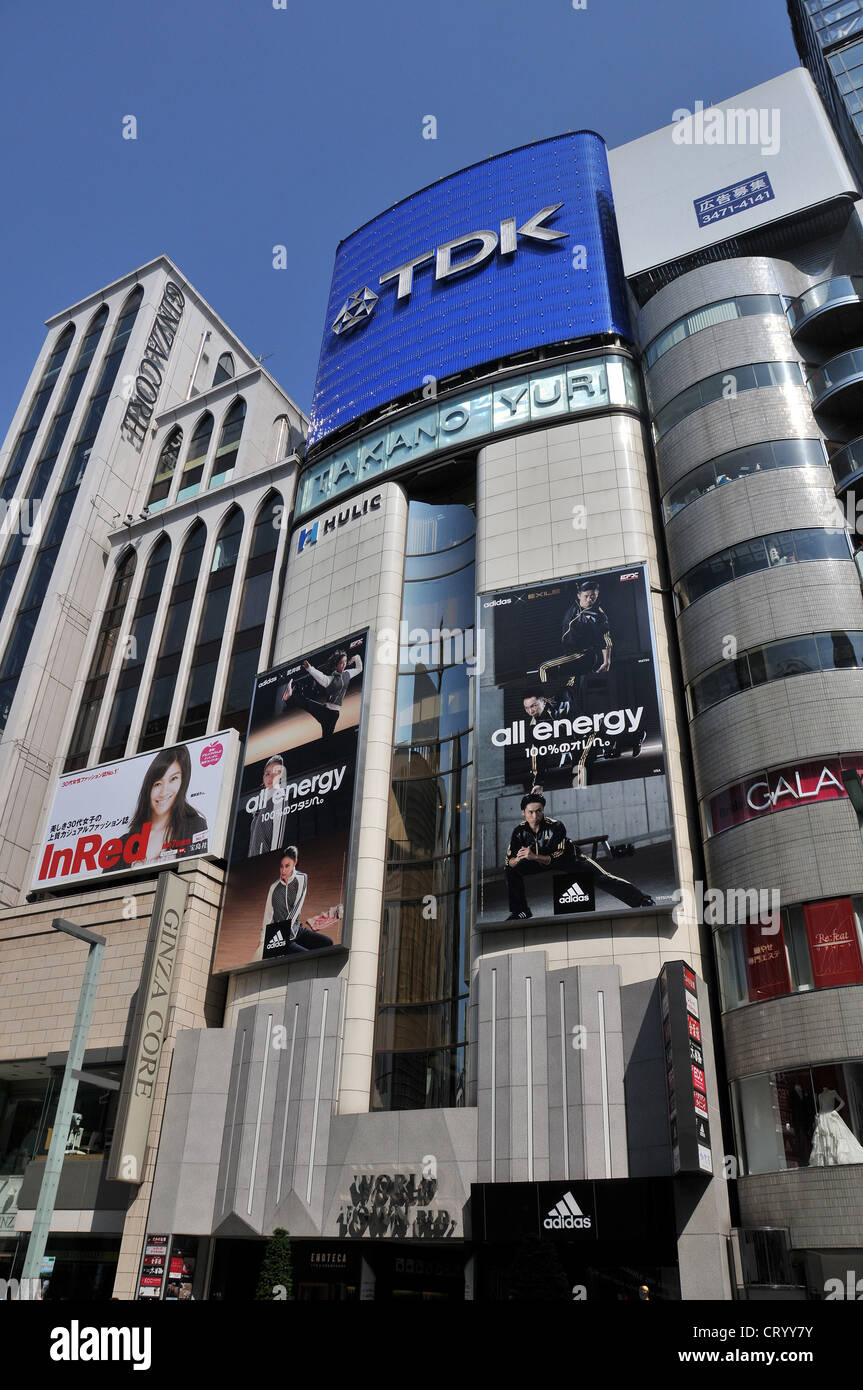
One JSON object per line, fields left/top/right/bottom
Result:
{"left": 309, "top": 132, "right": 632, "bottom": 446}
{"left": 331, "top": 205, "right": 567, "bottom": 336}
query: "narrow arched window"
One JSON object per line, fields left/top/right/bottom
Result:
{"left": 99, "top": 533, "right": 171, "bottom": 762}
{"left": 147, "top": 425, "right": 183, "bottom": 512}
{"left": 0, "top": 289, "right": 143, "bottom": 737}
{"left": 219, "top": 491, "right": 281, "bottom": 732}
{"left": 0, "top": 323, "right": 75, "bottom": 502}
{"left": 177, "top": 506, "right": 244, "bottom": 740}
{"left": 63, "top": 548, "right": 137, "bottom": 771}
{"left": 177, "top": 412, "right": 213, "bottom": 501}
{"left": 209, "top": 398, "right": 245, "bottom": 489}
{"left": 213, "top": 352, "right": 234, "bottom": 386}
{"left": 137, "top": 521, "right": 207, "bottom": 751}
{"left": 0, "top": 307, "right": 109, "bottom": 626}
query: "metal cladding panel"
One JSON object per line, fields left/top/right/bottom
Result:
{"left": 308, "top": 132, "right": 631, "bottom": 447}
{"left": 608, "top": 67, "right": 859, "bottom": 279}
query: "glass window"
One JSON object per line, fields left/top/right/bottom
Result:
{"left": 0, "top": 293, "right": 141, "bottom": 718}
{"left": 99, "top": 535, "right": 170, "bottom": 761}
{"left": 177, "top": 413, "right": 213, "bottom": 501}
{"left": 136, "top": 523, "right": 206, "bottom": 751}
{"left": 213, "top": 352, "right": 234, "bottom": 386}
{"left": 147, "top": 426, "right": 182, "bottom": 511}
{"left": 177, "top": 508, "right": 244, "bottom": 740}
{"left": 654, "top": 362, "right": 803, "bottom": 441}
{"left": 675, "top": 529, "right": 852, "bottom": 610}
{"left": 217, "top": 493, "right": 281, "bottom": 733}
{"left": 209, "top": 399, "right": 245, "bottom": 489}
{"left": 733, "top": 1062, "right": 863, "bottom": 1174}
{"left": 643, "top": 295, "right": 785, "bottom": 369}
{"left": 64, "top": 548, "right": 136, "bottom": 771}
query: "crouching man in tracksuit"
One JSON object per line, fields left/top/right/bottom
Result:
{"left": 504, "top": 794, "right": 654, "bottom": 920}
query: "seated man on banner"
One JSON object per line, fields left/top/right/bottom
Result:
{"left": 255, "top": 847, "right": 334, "bottom": 958}
{"left": 504, "top": 794, "right": 654, "bottom": 920}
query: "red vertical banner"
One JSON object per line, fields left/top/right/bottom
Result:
{"left": 744, "top": 920, "right": 790, "bottom": 1002}
{"left": 804, "top": 899, "right": 863, "bottom": 989}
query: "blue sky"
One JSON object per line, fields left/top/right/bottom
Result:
{"left": 0, "top": 0, "right": 798, "bottom": 429}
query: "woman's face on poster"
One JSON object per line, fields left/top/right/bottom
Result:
{"left": 150, "top": 760, "right": 183, "bottom": 818}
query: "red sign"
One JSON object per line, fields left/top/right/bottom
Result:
{"left": 744, "top": 920, "right": 791, "bottom": 1002}
{"left": 694, "top": 1091, "right": 708, "bottom": 1117}
{"left": 691, "top": 1065, "right": 706, "bottom": 1094}
{"left": 804, "top": 899, "right": 863, "bottom": 990}
{"left": 708, "top": 755, "right": 863, "bottom": 835}
{"left": 683, "top": 967, "right": 697, "bottom": 993}
{"left": 687, "top": 1015, "right": 702, "bottom": 1043}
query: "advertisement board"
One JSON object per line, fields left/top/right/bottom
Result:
{"left": 213, "top": 630, "right": 369, "bottom": 972}
{"left": 33, "top": 732, "right": 239, "bottom": 889}
{"left": 608, "top": 69, "right": 857, "bottom": 279}
{"left": 475, "top": 565, "right": 677, "bottom": 926}
{"left": 308, "top": 132, "right": 631, "bottom": 446}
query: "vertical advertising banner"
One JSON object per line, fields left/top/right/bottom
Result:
{"left": 475, "top": 565, "right": 677, "bottom": 926}
{"left": 213, "top": 631, "right": 369, "bottom": 971}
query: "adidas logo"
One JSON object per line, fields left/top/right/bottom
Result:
{"left": 543, "top": 1191, "right": 592, "bottom": 1231}
{"left": 559, "top": 881, "right": 589, "bottom": 905}
{"left": 267, "top": 930, "right": 287, "bottom": 949}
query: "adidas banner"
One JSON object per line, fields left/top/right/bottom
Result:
{"left": 213, "top": 630, "right": 369, "bottom": 971}
{"left": 475, "top": 565, "right": 679, "bottom": 928}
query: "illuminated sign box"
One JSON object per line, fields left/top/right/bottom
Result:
{"left": 308, "top": 132, "right": 632, "bottom": 447}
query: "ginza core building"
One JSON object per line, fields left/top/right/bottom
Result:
{"left": 1, "top": 66, "right": 863, "bottom": 1301}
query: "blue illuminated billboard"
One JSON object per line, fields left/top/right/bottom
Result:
{"left": 308, "top": 132, "right": 632, "bottom": 447}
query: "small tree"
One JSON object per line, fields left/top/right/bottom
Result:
{"left": 255, "top": 1226, "right": 293, "bottom": 1300}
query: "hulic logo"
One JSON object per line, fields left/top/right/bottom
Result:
{"left": 543, "top": 1192, "right": 592, "bottom": 1230}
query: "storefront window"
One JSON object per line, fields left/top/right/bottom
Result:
{"left": 733, "top": 1060, "right": 863, "bottom": 1174}
{"left": 715, "top": 895, "right": 863, "bottom": 1010}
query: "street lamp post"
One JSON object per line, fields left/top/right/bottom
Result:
{"left": 20, "top": 918, "right": 106, "bottom": 1285}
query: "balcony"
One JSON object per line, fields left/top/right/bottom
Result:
{"left": 787, "top": 277, "right": 863, "bottom": 347}
{"left": 807, "top": 348, "right": 863, "bottom": 417}
{"left": 829, "top": 436, "right": 863, "bottom": 492}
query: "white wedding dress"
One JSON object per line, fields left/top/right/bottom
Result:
{"left": 809, "top": 1089, "right": 863, "bottom": 1166}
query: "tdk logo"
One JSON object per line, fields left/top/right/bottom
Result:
{"left": 297, "top": 494, "right": 382, "bottom": 553}
{"left": 544, "top": 1192, "right": 592, "bottom": 1231}
{"left": 331, "top": 204, "right": 567, "bottom": 335}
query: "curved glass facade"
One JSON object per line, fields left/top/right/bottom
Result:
{"left": 732, "top": 1059, "right": 863, "bottom": 1175}
{"left": 674, "top": 527, "right": 852, "bottom": 610}
{"left": 644, "top": 294, "right": 785, "bottom": 368}
{"left": 147, "top": 425, "right": 183, "bottom": 513}
{"left": 653, "top": 361, "right": 804, "bottom": 441}
{"left": 687, "top": 628, "right": 863, "bottom": 716}
{"left": 373, "top": 487, "right": 475, "bottom": 1111}
{"left": 715, "top": 895, "right": 863, "bottom": 1012}
{"left": 662, "top": 438, "right": 826, "bottom": 521}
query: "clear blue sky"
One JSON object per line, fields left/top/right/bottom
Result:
{"left": 0, "top": 0, "right": 798, "bottom": 429}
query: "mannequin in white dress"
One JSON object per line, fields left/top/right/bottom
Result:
{"left": 809, "top": 1087, "right": 863, "bottom": 1166}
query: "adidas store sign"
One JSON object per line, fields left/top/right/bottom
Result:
{"left": 544, "top": 1192, "right": 592, "bottom": 1231}
{"left": 559, "top": 881, "right": 589, "bottom": 905}
{"left": 266, "top": 930, "right": 288, "bottom": 951}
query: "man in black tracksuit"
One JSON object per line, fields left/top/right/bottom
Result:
{"left": 504, "top": 794, "right": 654, "bottom": 919}
{"left": 538, "top": 577, "right": 612, "bottom": 695}
{"left": 280, "top": 643, "right": 363, "bottom": 739}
